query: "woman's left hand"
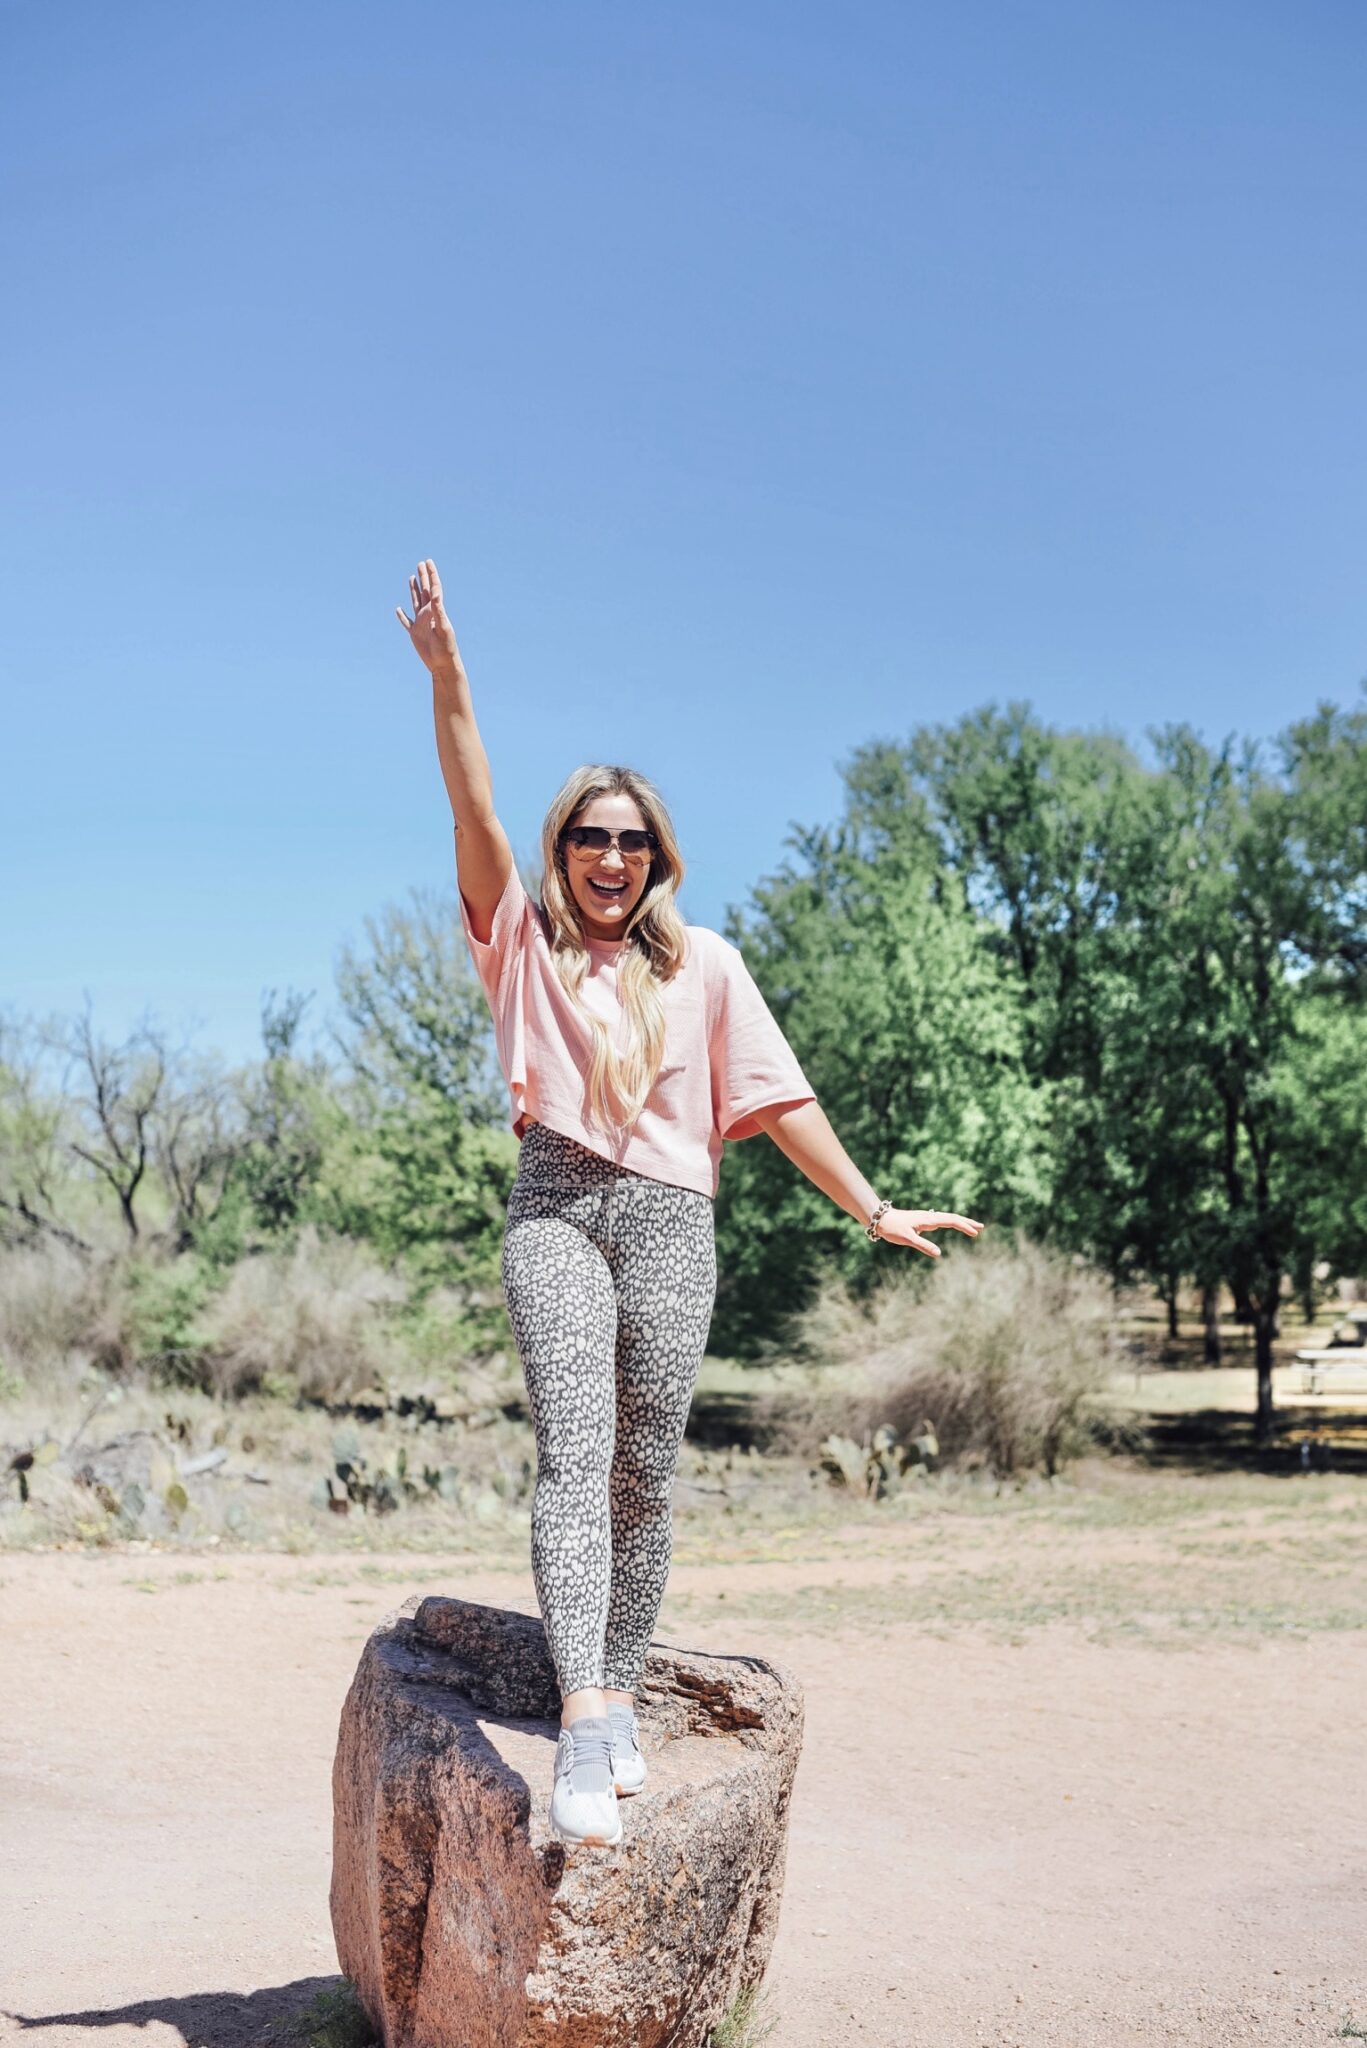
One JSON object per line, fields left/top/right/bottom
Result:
{"left": 874, "top": 1207, "right": 984, "bottom": 1257}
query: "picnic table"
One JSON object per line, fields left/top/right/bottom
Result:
{"left": 1295, "top": 1302, "right": 1367, "bottom": 1393}
{"left": 1296, "top": 1342, "right": 1367, "bottom": 1396}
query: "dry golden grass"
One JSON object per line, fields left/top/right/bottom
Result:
{"left": 757, "top": 1236, "right": 1126, "bottom": 1478}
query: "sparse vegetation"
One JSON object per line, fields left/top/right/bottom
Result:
{"left": 197, "top": 1226, "right": 407, "bottom": 1403}
{"left": 3, "top": 704, "right": 1367, "bottom": 1571}
{"left": 0, "top": 1236, "right": 104, "bottom": 1385}
{"left": 764, "top": 1235, "right": 1127, "bottom": 1479}
{"left": 818, "top": 1420, "right": 939, "bottom": 1498}
{"left": 710, "top": 1980, "right": 780, "bottom": 2048}
{"left": 278, "top": 1979, "right": 377, "bottom": 2048}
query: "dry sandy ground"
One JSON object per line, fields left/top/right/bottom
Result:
{"left": 2, "top": 1538, "right": 1365, "bottom": 2048}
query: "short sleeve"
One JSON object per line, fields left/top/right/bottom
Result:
{"left": 708, "top": 938, "right": 817, "bottom": 1141}
{"left": 457, "top": 851, "right": 531, "bottom": 1007}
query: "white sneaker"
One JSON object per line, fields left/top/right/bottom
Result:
{"left": 550, "top": 1716, "right": 622, "bottom": 1847}
{"left": 608, "top": 1703, "right": 647, "bottom": 1796}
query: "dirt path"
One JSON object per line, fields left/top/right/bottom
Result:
{"left": 2, "top": 1545, "right": 1365, "bottom": 2047}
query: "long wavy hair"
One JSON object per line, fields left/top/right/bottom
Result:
{"left": 538, "top": 764, "right": 688, "bottom": 1135}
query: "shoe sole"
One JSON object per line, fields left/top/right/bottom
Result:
{"left": 552, "top": 1822, "right": 623, "bottom": 1847}
{"left": 613, "top": 1777, "right": 645, "bottom": 1797}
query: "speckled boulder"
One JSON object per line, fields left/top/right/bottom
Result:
{"left": 329, "top": 1594, "right": 803, "bottom": 2048}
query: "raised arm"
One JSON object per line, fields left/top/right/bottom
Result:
{"left": 395, "top": 557, "right": 513, "bottom": 942}
{"left": 752, "top": 1099, "right": 984, "bottom": 1255}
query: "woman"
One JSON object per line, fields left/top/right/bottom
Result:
{"left": 396, "top": 557, "right": 984, "bottom": 1848}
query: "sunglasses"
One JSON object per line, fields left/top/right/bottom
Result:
{"left": 560, "top": 826, "right": 659, "bottom": 859}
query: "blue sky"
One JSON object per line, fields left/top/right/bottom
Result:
{"left": 3, "top": 1, "right": 1364, "bottom": 1068}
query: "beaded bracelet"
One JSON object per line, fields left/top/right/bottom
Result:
{"left": 865, "top": 1199, "right": 893, "bottom": 1242}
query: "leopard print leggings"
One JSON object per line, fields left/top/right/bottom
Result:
{"left": 501, "top": 1119, "right": 718, "bottom": 1697}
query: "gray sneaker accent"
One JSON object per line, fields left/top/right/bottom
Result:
{"left": 607, "top": 1704, "right": 638, "bottom": 1748}
{"left": 561, "top": 1714, "right": 614, "bottom": 1796}
{"left": 608, "top": 1703, "right": 646, "bottom": 1793}
{"left": 550, "top": 1714, "right": 621, "bottom": 1846}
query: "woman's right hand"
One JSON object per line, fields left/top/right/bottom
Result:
{"left": 396, "top": 558, "right": 464, "bottom": 679}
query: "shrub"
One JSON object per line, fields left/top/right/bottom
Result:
{"left": 0, "top": 1237, "right": 104, "bottom": 1388}
{"left": 199, "top": 1224, "right": 407, "bottom": 1403}
{"left": 117, "top": 1254, "right": 214, "bottom": 1385}
{"left": 279, "top": 1979, "right": 376, "bottom": 2048}
{"left": 767, "top": 1233, "right": 1121, "bottom": 1479}
{"left": 397, "top": 1279, "right": 512, "bottom": 1378}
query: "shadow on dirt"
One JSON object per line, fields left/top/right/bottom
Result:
{"left": 4, "top": 1976, "right": 364, "bottom": 2048}
{"left": 1142, "top": 1407, "right": 1367, "bottom": 1477}
{"left": 685, "top": 1383, "right": 776, "bottom": 1452}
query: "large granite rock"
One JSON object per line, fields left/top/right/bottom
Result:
{"left": 330, "top": 1594, "right": 803, "bottom": 2048}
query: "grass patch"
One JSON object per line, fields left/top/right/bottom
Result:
{"left": 663, "top": 1466, "right": 1367, "bottom": 1644}
{"left": 277, "top": 1979, "right": 376, "bottom": 2048}
{"left": 710, "top": 1981, "right": 779, "bottom": 2048}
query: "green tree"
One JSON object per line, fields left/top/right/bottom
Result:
{"left": 227, "top": 989, "right": 337, "bottom": 1243}
{"left": 1278, "top": 691, "right": 1367, "bottom": 994}
{"left": 722, "top": 697, "right": 1367, "bottom": 1431}
{"left": 325, "top": 888, "right": 516, "bottom": 1302}
{"left": 1131, "top": 724, "right": 1367, "bottom": 1431}
{"left": 714, "top": 793, "right": 1047, "bottom": 1354}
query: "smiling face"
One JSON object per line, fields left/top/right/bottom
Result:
{"left": 560, "top": 790, "right": 655, "bottom": 942}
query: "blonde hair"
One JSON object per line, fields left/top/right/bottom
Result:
{"left": 538, "top": 764, "right": 688, "bottom": 1134}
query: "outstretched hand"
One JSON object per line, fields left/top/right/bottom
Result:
{"left": 874, "top": 1208, "right": 984, "bottom": 1257}
{"left": 395, "top": 557, "right": 464, "bottom": 678}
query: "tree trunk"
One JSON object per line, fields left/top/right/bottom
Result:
{"left": 1254, "top": 1305, "right": 1277, "bottom": 1442}
{"left": 1202, "top": 1284, "right": 1222, "bottom": 1365}
{"left": 1165, "top": 1283, "right": 1180, "bottom": 1342}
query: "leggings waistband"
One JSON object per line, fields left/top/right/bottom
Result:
{"left": 513, "top": 1119, "right": 702, "bottom": 1200}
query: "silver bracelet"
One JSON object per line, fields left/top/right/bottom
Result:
{"left": 865, "top": 1199, "right": 893, "bottom": 1242}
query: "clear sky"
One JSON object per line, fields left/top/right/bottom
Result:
{"left": 3, "top": 1, "right": 1364, "bottom": 1068}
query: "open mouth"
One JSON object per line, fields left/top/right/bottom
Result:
{"left": 588, "top": 877, "right": 628, "bottom": 901}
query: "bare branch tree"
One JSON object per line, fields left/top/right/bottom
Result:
{"left": 49, "top": 999, "right": 169, "bottom": 1244}
{"left": 150, "top": 1051, "right": 242, "bottom": 1250}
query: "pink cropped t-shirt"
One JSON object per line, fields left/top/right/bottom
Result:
{"left": 458, "top": 860, "right": 816, "bottom": 1198}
